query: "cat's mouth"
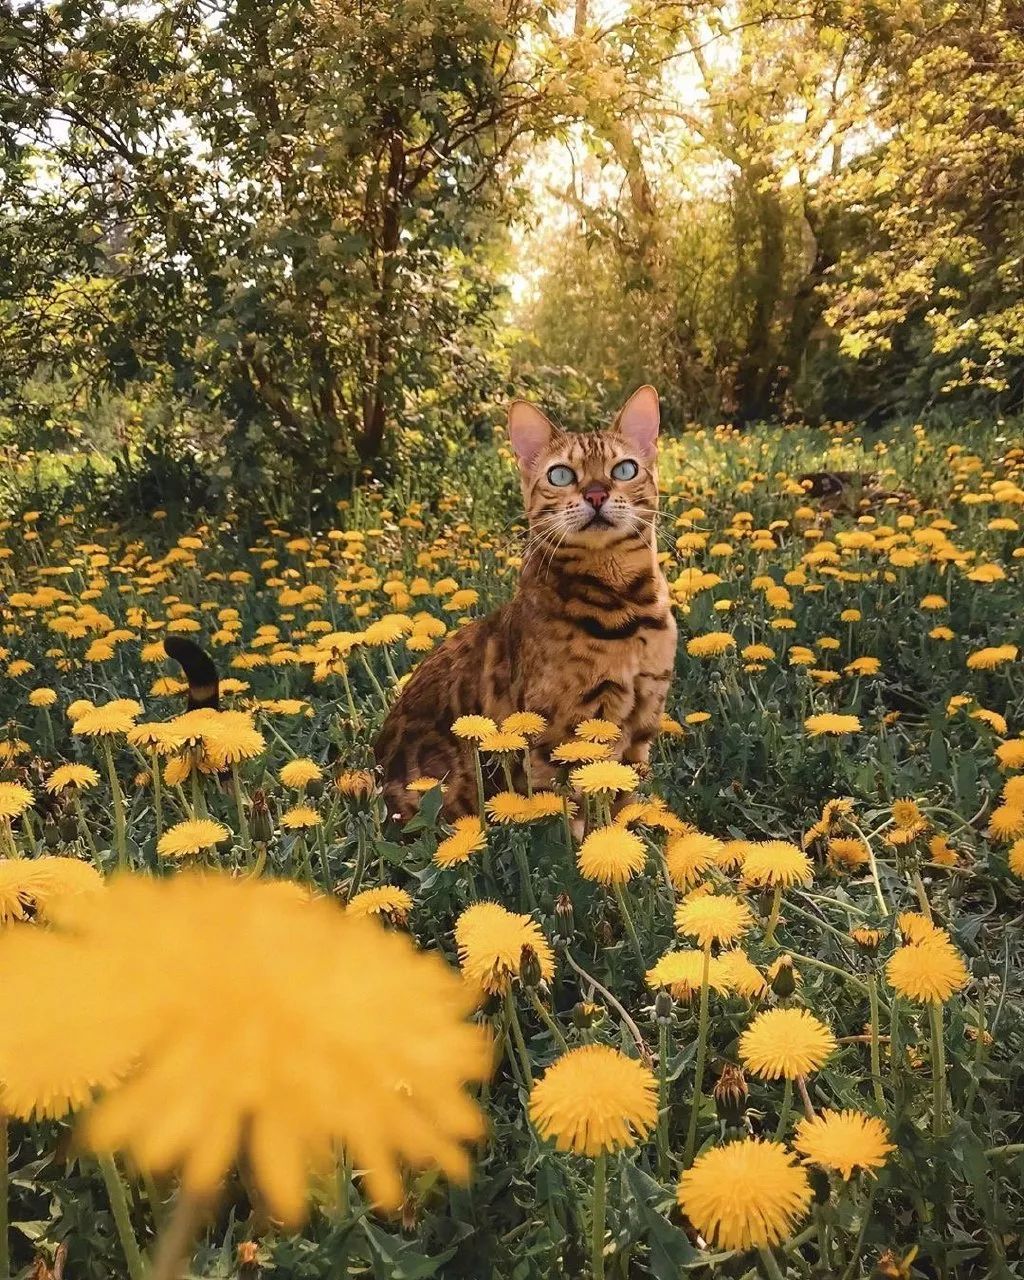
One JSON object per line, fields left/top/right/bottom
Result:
{"left": 582, "top": 511, "right": 616, "bottom": 529}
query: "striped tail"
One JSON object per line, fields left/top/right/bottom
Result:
{"left": 163, "top": 636, "right": 220, "bottom": 710}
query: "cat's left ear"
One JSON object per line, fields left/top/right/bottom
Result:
{"left": 614, "top": 385, "right": 660, "bottom": 461}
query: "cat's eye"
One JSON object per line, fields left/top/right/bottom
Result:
{"left": 611, "top": 459, "right": 639, "bottom": 481}
{"left": 547, "top": 464, "right": 577, "bottom": 487}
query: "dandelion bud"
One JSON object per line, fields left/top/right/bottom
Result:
{"left": 305, "top": 775, "right": 325, "bottom": 801}
{"left": 58, "top": 815, "right": 78, "bottom": 844}
{"left": 853, "top": 926, "right": 883, "bottom": 952}
{"left": 554, "top": 892, "right": 574, "bottom": 941}
{"left": 713, "top": 1062, "right": 747, "bottom": 1128}
{"left": 519, "top": 943, "right": 542, "bottom": 989}
{"left": 769, "top": 954, "right": 797, "bottom": 999}
{"left": 43, "top": 819, "right": 62, "bottom": 849}
{"left": 237, "top": 1241, "right": 261, "bottom": 1277}
{"left": 250, "top": 789, "right": 273, "bottom": 843}
{"left": 596, "top": 917, "right": 615, "bottom": 948}
{"left": 572, "top": 1000, "right": 602, "bottom": 1030}
{"left": 653, "top": 990, "right": 674, "bottom": 1024}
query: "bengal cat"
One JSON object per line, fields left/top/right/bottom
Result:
{"left": 374, "top": 385, "right": 677, "bottom": 821}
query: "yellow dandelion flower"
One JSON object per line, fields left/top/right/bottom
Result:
{"left": 987, "top": 803, "right": 1024, "bottom": 840}
{"left": 0, "top": 781, "right": 34, "bottom": 818}
{"left": 72, "top": 703, "right": 139, "bottom": 737}
{"left": 1008, "top": 839, "right": 1024, "bottom": 878}
{"left": 486, "top": 791, "right": 532, "bottom": 824}
{"left": 645, "top": 949, "right": 732, "bottom": 1000}
{"left": 478, "top": 731, "right": 528, "bottom": 754}
{"left": 574, "top": 718, "right": 620, "bottom": 743}
{"left": 28, "top": 688, "right": 58, "bottom": 708}
{"left": 281, "top": 805, "right": 321, "bottom": 830}
{"left": 0, "top": 856, "right": 103, "bottom": 925}
{"left": 44, "top": 763, "right": 101, "bottom": 793}
{"left": 739, "top": 1007, "right": 837, "bottom": 1080}
{"left": 347, "top": 886, "right": 414, "bottom": 924}
{"left": 199, "top": 711, "right": 266, "bottom": 768}
{"left": 717, "top": 949, "right": 769, "bottom": 999}
{"left": 741, "top": 841, "right": 812, "bottom": 888}
{"left": 435, "top": 818, "right": 487, "bottom": 869}
{"left": 687, "top": 632, "right": 736, "bottom": 659}
{"left": 528, "top": 1045, "right": 657, "bottom": 1156}
{"left": 828, "top": 836, "right": 869, "bottom": 867}
{"left": 995, "top": 738, "right": 1024, "bottom": 769}
{"left": 280, "top": 758, "right": 323, "bottom": 790}
{"left": 407, "top": 776, "right": 444, "bottom": 794}
{"left": 551, "top": 740, "right": 612, "bottom": 764}
{"left": 677, "top": 1139, "right": 812, "bottom": 1250}
{"left": 157, "top": 818, "right": 232, "bottom": 859}
{"left": 569, "top": 761, "right": 639, "bottom": 796}
{"left": 666, "top": 831, "right": 723, "bottom": 889}
{"left": 674, "top": 895, "right": 753, "bottom": 948}
{"left": 523, "top": 792, "right": 568, "bottom": 821}
{"left": 577, "top": 825, "right": 646, "bottom": 885}
{"left": 886, "top": 939, "right": 969, "bottom": 1003}
{"left": 967, "top": 644, "right": 1017, "bottom": 670}
{"left": 455, "top": 901, "right": 554, "bottom": 998}
{"left": 793, "top": 1110, "right": 894, "bottom": 1179}
{"left": 804, "top": 713, "right": 862, "bottom": 736}
{"left": 451, "top": 715, "right": 498, "bottom": 742}
{"left": 501, "top": 712, "right": 547, "bottom": 738}
{"left": 25, "top": 872, "right": 492, "bottom": 1219}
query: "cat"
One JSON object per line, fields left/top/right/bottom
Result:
{"left": 374, "top": 384, "right": 677, "bottom": 821}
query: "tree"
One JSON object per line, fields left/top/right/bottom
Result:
{"left": 0, "top": 0, "right": 539, "bottom": 471}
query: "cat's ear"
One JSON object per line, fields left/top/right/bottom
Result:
{"left": 507, "top": 399, "right": 558, "bottom": 472}
{"left": 614, "top": 385, "right": 660, "bottom": 460}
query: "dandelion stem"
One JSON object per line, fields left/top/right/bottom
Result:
{"left": 867, "top": 973, "right": 885, "bottom": 1111}
{"left": 612, "top": 882, "right": 645, "bottom": 969}
{"left": 561, "top": 795, "right": 575, "bottom": 854}
{"left": 340, "top": 665, "right": 359, "bottom": 724}
{"left": 0, "top": 817, "right": 15, "bottom": 860}
{"left": 796, "top": 1075, "right": 816, "bottom": 1122}
{"left": 151, "top": 750, "right": 164, "bottom": 845}
{"left": 774, "top": 1077, "right": 793, "bottom": 1141}
{"left": 764, "top": 882, "right": 783, "bottom": 946}
{"left": 910, "top": 869, "right": 932, "bottom": 919}
{"left": 757, "top": 1246, "right": 787, "bottom": 1280}
{"left": 849, "top": 821, "right": 889, "bottom": 918}
{"left": 889, "top": 995, "right": 902, "bottom": 1096}
{"left": 472, "top": 748, "right": 495, "bottom": 884}
{"left": 783, "top": 950, "right": 870, "bottom": 997}
{"left": 97, "top": 1155, "right": 146, "bottom": 1280}
{"left": 528, "top": 989, "right": 569, "bottom": 1052}
{"left": 1, "top": 1113, "right": 9, "bottom": 1280}
{"left": 505, "top": 992, "right": 534, "bottom": 1088}
{"left": 656, "top": 1021, "right": 671, "bottom": 1180}
{"left": 149, "top": 1189, "right": 205, "bottom": 1280}
{"left": 562, "top": 949, "right": 648, "bottom": 1061}
{"left": 513, "top": 836, "right": 539, "bottom": 914}
{"left": 839, "top": 1181, "right": 878, "bottom": 1280}
{"left": 963, "top": 996, "right": 987, "bottom": 1119}
{"left": 929, "top": 1001, "right": 947, "bottom": 1138}
{"left": 591, "top": 1152, "right": 607, "bottom": 1280}
{"left": 683, "top": 943, "right": 712, "bottom": 1168}
{"left": 73, "top": 794, "right": 101, "bottom": 866}
{"left": 231, "top": 764, "right": 252, "bottom": 864}
{"left": 101, "top": 737, "right": 129, "bottom": 871}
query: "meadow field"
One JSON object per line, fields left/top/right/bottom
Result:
{"left": 1, "top": 419, "right": 1022, "bottom": 1280}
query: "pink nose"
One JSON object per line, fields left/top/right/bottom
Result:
{"left": 584, "top": 485, "right": 609, "bottom": 509}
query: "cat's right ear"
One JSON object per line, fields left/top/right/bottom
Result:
{"left": 507, "top": 400, "right": 557, "bottom": 473}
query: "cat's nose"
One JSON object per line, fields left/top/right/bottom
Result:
{"left": 583, "top": 485, "right": 609, "bottom": 510}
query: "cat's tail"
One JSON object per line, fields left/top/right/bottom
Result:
{"left": 163, "top": 636, "right": 220, "bottom": 710}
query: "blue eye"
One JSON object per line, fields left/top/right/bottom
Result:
{"left": 547, "top": 465, "right": 576, "bottom": 487}
{"left": 612, "top": 459, "right": 639, "bottom": 481}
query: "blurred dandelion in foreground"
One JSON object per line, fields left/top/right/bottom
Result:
{"left": 0, "top": 872, "right": 491, "bottom": 1227}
